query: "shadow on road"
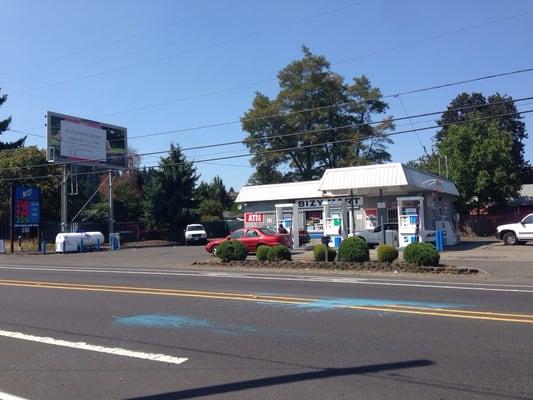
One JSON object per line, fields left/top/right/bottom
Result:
{"left": 124, "top": 359, "right": 433, "bottom": 400}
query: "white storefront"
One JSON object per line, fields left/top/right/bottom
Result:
{"left": 236, "top": 163, "right": 460, "bottom": 247}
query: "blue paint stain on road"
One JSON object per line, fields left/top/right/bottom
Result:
{"left": 295, "top": 298, "right": 459, "bottom": 311}
{"left": 114, "top": 314, "right": 259, "bottom": 335}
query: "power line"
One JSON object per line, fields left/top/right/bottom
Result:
{"left": 3, "top": 96, "right": 532, "bottom": 172}
{"left": 394, "top": 94, "right": 429, "bottom": 155}
{"left": 1, "top": 108, "right": 531, "bottom": 183}
{"left": 8, "top": 67, "right": 533, "bottom": 145}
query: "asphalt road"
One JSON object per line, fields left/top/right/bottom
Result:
{"left": 0, "top": 250, "right": 531, "bottom": 399}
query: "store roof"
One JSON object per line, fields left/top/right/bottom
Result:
{"left": 319, "top": 163, "right": 459, "bottom": 196}
{"left": 236, "top": 180, "right": 322, "bottom": 203}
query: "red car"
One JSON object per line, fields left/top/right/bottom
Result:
{"left": 205, "top": 227, "right": 293, "bottom": 255}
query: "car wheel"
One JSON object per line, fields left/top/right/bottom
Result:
{"left": 502, "top": 232, "right": 517, "bottom": 245}
{"left": 212, "top": 245, "right": 219, "bottom": 257}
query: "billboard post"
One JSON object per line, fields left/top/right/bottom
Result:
{"left": 108, "top": 171, "right": 113, "bottom": 238}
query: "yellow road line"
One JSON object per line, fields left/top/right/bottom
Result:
{"left": 0, "top": 278, "right": 532, "bottom": 324}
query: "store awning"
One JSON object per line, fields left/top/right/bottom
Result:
{"left": 236, "top": 180, "right": 322, "bottom": 203}
{"left": 318, "top": 163, "right": 459, "bottom": 197}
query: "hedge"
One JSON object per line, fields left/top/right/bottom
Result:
{"left": 313, "top": 245, "right": 337, "bottom": 262}
{"left": 403, "top": 242, "right": 440, "bottom": 266}
{"left": 216, "top": 240, "right": 248, "bottom": 262}
{"left": 377, "top": 244, "right": 399, "bottom": 263}
{"left": 338, "top": 237, "right": 369, "bottom": 262}
{"left": 267, "top": 245, "right": 292, "bottom": 261}
{"left": 256, "top": 245, "right": 270, "bottom": 261}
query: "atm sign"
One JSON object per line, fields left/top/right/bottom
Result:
{"left": 245, "top": 213, "right": 264, "bottom": 223}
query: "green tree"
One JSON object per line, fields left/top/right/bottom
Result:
{"left": 0, "top": 88, "right": 25, "bottom": 150}
{"left": 241, "top": 46, "right": 394, "bottom": 183}
{"left": 195, "top": 175, "right": 232, "bottom": 210}
{"left": 0, "top": 147, "right": 60, "bottom": 223}
{"left": 198, "top": 199, "right": 224, "bottom": 221}
{"left": 437, "top": 117, "right": 522, "bottom": 213}
{"left": 143, "top": 144, "right": 198, "bottom": 239}
{"left": 436, "top": 92, "right": 529, "bottom": 180}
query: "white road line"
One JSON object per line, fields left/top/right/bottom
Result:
{"left": 0, "top": 265, "right": 532, "bottom": 293}
{"left": 0, "top": 390, "right": 30, "bottom": 400}
{"left": 0, "top": 329, "right": 188, "bottom": 365}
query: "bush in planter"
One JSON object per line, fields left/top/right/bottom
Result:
{"left": 403, "top": 242, "right": 440, "bottom": 266}
{"left": 338, "top": 237, "right": 369, "bottom": 262}
{"left": 313, "top": 245, "right": 337, "bottom": 262}
{"left": 267, "top": 245, "right": 292, "bottom": 261}
{"left": 256, "top": 245, "right": 270, "bottom": 261}
{"left": 377, "top": 244, "right": 399, "bottom": 263}
{"left": 216, "top": 240, "right": 248, "bottom": 262}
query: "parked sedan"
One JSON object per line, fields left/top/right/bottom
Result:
{"left": 205, "top": 227, "right": 293, "bottom": 255}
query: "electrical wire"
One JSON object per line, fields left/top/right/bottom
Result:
{"left": 1, "top": 108, "right": 531, "bottom": 183}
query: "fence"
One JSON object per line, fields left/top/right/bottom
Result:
{"left": 459, "top": 213, "right": 523, "bottom": 236}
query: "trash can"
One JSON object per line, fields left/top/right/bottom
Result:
{"left": 334, "top": 236, "right": 342, "bottom": 248}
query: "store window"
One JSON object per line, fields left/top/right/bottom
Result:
{"left": 305, "top": 210, "right": 323, "bottom": 232}
{"left": 387, "top": 208, "right": 398, "bottom": 223}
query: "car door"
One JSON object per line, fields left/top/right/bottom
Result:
{"left": 519, "top": 215, "right": 533, "bottom": 240}
{"left": 243, "top": 229, "right": 261, "bottom": 252}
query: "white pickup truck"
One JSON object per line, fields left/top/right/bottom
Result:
{"left": 353, "top": 223, "right": 443, "bottom": 247}
{"left": 496, "top": 213, "right": 533, "bottom": 245}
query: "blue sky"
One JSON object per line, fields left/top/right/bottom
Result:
{"left": 1, "top": 0, "right": 532, "bottom": 190}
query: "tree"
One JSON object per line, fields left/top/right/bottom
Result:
{"left": 436, "top": 92, "right": 530, "bottom": 180}
{"left": 0, "top": 147, "right": 60, "bottom": 223}
{"left": 198, "top": 199, "right": 224, "bottom": 221}
{"left": 0, "top": 88, "right": 25, "bottom": 150}
{"left": 437, "top": 117, "right": 522, "bottom": 213}
{"left": 241, "top": 46, "right": 394, "bottom": 183}
{"left": 143, "top": 144, "right": 198, "bottom": 240}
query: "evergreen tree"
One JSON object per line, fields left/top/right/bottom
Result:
{"left": 0, "top": 88, "right": 25, "bottom": 150}
{"left": 143, "top": 144, "right": 198, "bottom": 240}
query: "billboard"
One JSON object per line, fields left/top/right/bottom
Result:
{"left": 14, "top": 186, "right": 40, "bottom": 227}
{"left": 46, "top": 111, "right": 128, "bottom": 169}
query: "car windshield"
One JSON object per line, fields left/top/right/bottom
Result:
{"left": 259, "top": 228, "right": 277, "bottom": 235}
{"left": 187, "top": 225, "right": 204, "bottom": 231}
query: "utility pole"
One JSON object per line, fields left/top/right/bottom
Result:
{"left": 379, "top": 188, "right": 386, "bottom": 245}
{"left": 9, "top": 185, "right": 15, "bottom": 253}
{"left": 108, "top": 171, "right": 113, "bottom": 238}
{"left": 61, "top": 164, "right": 68, "bottom": 232}
{"left": 350, "top": 189, "right": 356, "bottom": 236}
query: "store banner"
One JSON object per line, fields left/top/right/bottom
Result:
{"left": 297, "top": 197, "right": 362, "bottom": 210}
{"left": 244, "top": 213, "right": 264, "bottom": 223}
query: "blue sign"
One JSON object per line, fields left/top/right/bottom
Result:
{"left": 14, "top": 186, "right": 40, "bottom": 227}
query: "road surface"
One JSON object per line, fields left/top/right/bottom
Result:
{"left": 0, "top": 253, "right": 531, "bottom": 399}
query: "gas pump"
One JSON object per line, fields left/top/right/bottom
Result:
{"left": 397, "top": 196, "right": 425, "bottom": 248}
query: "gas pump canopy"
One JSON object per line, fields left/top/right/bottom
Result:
{"left": 318, "top": 163, "right": 459, "bottom": 197}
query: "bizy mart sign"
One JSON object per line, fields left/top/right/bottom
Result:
{"left": 297, "top": 197, "right": 363, "bottom": 210}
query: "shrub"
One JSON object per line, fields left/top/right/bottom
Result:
{"left": 377, "top": 244, "right": 399, "bottom": 263}
{"left": 216, "top": 240, "right": 248, "bottom": 262}
{"left": 313, "top": 245, "right": 337, "bottom": 262}
{"left": 403, "top": 242, "right": 440, "bottom": 266}
{"left": 338, "top": 237, "right": 369, "bottom": 262}
{"left": 256, "top": 245, "right": 270, "bottom": 261}
{"left": 267, "top": 245, "right": 292, "bottom": 261}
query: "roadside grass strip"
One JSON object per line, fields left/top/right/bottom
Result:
{"left": 0, "top": 329, "right": 187, "bottom": 365}
{"left": 0, "top": 278, "right": 532, "bottom": 324}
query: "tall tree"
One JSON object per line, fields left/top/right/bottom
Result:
{"left": 436, "top": 92, "right": 529, "bottom": 180}
{"left": 241, "top": 46, "right": 394, "bottom": 183}
{"left": 195, "top": 175, "right": 233, "bottom": 220}
{"left": 0, "top": 88, "right": 25, "bottom": 150}
{"left": 143, "top": 144, "right": 198, "bottom": 240}
{"left": 436, "top": 116, "right": 522, "bottom": 213}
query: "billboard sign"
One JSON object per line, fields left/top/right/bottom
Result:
{"left": 46, "top": 111, "right": 128, "bottom": 169}
{"left": 14, "top": 186, "right": 40, "bottom": 227}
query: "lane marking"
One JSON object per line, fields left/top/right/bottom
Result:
{"left": 0, "top": 329, "right": 188, "bottom": 365}
{"left": 0, "top": 278, "right": 532, "bottom": 324}
{"left": 0, "top": 390, "right": 30, "bottom": 400}
{"left": 0, "top": 265, "right": 532, "bottom": 292}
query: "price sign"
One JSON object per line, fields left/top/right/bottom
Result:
{"left": 14, "top": 187, "right": 40, "bottom": 227}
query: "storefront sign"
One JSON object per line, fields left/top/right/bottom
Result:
{"left": 377, "top": 202, "right": 386, "bottom": 209}
{"left": 244, "top": 213, "right": 264, "bottom": 223}
{"left": 297, "top": 197, "right": 362, "bottom": 210}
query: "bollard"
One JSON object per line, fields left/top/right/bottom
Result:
{"left": 41, "top": 241, "right": 47, "bottom": 255}
{"left": 96, "top": 239, "right": 100, "bottom": 252}
{"left": 79, "top": 239, "right": 84, "bottom": 253}
{"left": 435, "top": 230, "right": 444, "bottom": 252}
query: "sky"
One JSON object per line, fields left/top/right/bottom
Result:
{"left": 1, "top": 0, "right": 532, "bottom": 190}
